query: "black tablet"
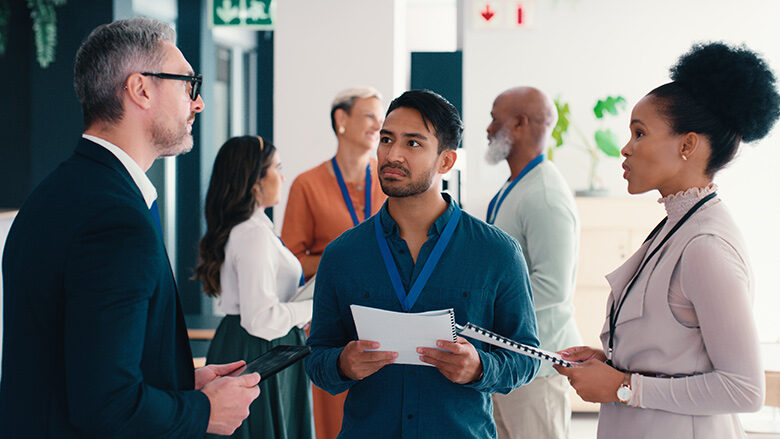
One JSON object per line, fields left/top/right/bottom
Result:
{"left": 229, "top": 345, "right": 311, "bottom": 380}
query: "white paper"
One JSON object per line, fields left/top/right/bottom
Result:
{"left": 350, "top": 304, "right": 455, "bottom": 366}
{"left": 290, "top": 274, "right": 315, "bottom": 302}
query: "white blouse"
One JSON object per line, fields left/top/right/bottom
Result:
{"left": 219, "top": 209, "right": 312, "bottom": 341}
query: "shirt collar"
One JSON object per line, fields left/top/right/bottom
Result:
{"left": 250, "top": 207, "right": 274, "bottom": 229}
{"left": 378, "top": 192, "right": 456, "bottom": 238}
{"left": 82, "top": 134, "right": 158, "bottom": 208}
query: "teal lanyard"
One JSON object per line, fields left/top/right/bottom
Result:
{"left": 374, "top": 204, "right": 462, "bottom": 312}
{"left": 486, "top": 154, "right": 544, "bottom": 224}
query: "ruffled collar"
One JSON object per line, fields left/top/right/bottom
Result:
{"left": 658, "top": 183, "right": 718, "bottom": 222}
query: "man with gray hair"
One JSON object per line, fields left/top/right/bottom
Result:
{"left": 0, "top": 18, "right": 259, "bottom": 438}
{"left": 485, "top": 87, "right": 581, "bottom": 439}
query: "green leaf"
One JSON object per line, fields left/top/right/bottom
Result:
{"left": 593, "top": 100, "right": 605, "bottom": 119}
{"left": 594, "top": 129, "right": 622, "bottom": 157}
{"left": 27, "top": 0, "right": 65, "bottom": 69}
{"left": 594, "top": 95, "right": 627, "bottom": 119}
{"left": 551, "top": 98, "right": 570, "bottom": 147}
{"left": 0, "top": 0, "right": 9, "bottom": 56}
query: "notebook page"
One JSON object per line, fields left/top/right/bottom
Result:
{"left": 350, "top": 305, "right": 455, "bottom": 366}
{"left": 291, "top": 274, "right": 315, "bottom": 302}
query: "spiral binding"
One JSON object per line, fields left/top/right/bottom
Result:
{"left": 448, "top": 309, "right": 457, "bottom": 342}
{"left": 455, "top": 322, "right": 573, "bottom": 367}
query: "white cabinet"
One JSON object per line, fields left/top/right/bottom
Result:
{"left": 570, "top": 197, "right": 665, "bottom": 412}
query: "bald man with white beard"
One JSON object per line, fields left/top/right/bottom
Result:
{"left": 485, "top": 87, "right": 582, "bottom": 439}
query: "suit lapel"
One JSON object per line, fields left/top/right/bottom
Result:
{"left": 75, "top": 138, "right": 165, "bottom": 246}
{"left": 75, "top": 138, "right": 146, "bottom": 203}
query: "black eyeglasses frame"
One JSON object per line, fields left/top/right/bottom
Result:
{"left": 141, "top": 72, "right": 203, "bottom": 101}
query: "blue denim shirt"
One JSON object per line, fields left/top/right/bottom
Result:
{"left": 305, "top": 194, "right": 540, "bottom": 439}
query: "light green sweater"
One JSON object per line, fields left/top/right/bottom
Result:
{"left": 491, "top": 160, "right": 582, "bottom": 376}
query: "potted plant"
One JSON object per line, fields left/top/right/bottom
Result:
{"left": 549, "top": 95, "right": 626, "bottom": 196}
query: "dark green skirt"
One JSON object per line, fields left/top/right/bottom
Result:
{"left": 205, "top": 315, "right": 314, "bottom": 439}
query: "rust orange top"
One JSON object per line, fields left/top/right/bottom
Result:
{"left": 281, "top": 159, "right": 386, "bottom": 278}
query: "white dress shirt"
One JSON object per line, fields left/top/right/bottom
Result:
{"left": 82, "top": 134, "right": 157, "bottom": 208}
{"left": 219, "top": 209, "right": 312, "bottom": 341}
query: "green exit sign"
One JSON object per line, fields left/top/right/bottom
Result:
{"left": 211, "top": 0, "right": 275, "bottom": 29}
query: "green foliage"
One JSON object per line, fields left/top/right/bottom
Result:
{"left": 594, "top": 129, "right": 621, "bottom": 157}
{"left": 0, "top": 0, "right": 65, "bottom": 67}
{"left": 0, "top": 0, "right": 9, "bottom": 56}
{"left": 549, "top": 94, "right": 627, "bottom": 190}
{"left": 27, "top": 0, "right": 66, "bottom": 68}
{"left": 552, "top": 99, "right": 570, "bottom": 147}
{"left": 593, "top": 96, "right": 627, "bottom": 119}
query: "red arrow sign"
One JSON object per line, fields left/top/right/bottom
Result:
{"left": 481, "top": 4, "right": 495, "bottom": 21}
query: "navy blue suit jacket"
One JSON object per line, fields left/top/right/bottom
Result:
{"left": 0, "top": 138, "right": 210, "bottom": 438}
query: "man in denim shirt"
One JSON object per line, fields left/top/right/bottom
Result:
{"left": 305, "top": 90, "right": 540, "bottom": 438}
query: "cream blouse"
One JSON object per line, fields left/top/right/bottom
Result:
{"left": 218, "top": 209, "right": 312, "bottom": 341}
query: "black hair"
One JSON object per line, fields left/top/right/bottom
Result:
{"left": 195, "top": 135, "right": 276, "bottom": 296}
{"left": 386, "top": 90, "right": 464, "bottom": 153}
{"left": 648, "top": 42, "right": 780, "bottom": 176}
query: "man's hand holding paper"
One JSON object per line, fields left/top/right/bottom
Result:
{"left": 417, "top": 337, "right": 483, "bottom": 384}
{"left": 337, "top": 340, "right": 398, "bottom": 380}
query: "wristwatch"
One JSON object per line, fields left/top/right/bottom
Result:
{"left": 616, "top": 373, "right": 632, "bottom": 403}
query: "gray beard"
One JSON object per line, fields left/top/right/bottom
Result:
{"left": 485, "top": 133, "right": 512, "bottom": 165}
{"left": 152, "top": 119, "right": 193, "bottom": 157}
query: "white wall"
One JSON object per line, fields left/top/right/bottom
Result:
{"left": 0, "top": 211, "right": 16, "bottom": 380}
{"left": 273, "top": 0, "right": 407, "bottom": 230}
{"left": 461, "top": 0, "right": 780, "bottom": 341}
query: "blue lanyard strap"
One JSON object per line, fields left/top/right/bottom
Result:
{"left": 374, "top": 203, "right": 462, "bottom": 312}
{"left": 331, "top": 157, "right": 371, "bottom": 227}
{"left": 486, "top": 154, "right": 544, "bottom": 224}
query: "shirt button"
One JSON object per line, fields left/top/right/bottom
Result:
{"left": 407, "top": 414, "right": 413, "bottom": 419}
{"left": 357, "top": 185, "right": 363, "bottom": 191}
{"left": 462, "top": 292, "right": 469, "bottom": 297}
{"left": 409, "top": 371, "right": 415, "bottom": 376}
{"left": 399, "top": 248, "right": 406, "bottom": 254}
{"left": 363, "top": 292, "right": 370, "bottom": 298}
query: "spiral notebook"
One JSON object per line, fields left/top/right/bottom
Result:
{"left": 456, "top": 322, "right": 572, "bottom": 367}
{"left": 349, "top": 305, "right": 572, "bottom": 368}
{"left": 350, "top": 305, "right": 456, "bottom": 366}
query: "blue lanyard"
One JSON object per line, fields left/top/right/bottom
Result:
{"left": 331, "top": 157, "right": 371, "bottom": 227}
{"left": 374, "top": 203, "right": 462, "bottom": 312}
{"left": 486, "top": 154, "right": 544, "bottom": 224}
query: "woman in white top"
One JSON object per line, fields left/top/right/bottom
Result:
{"left": 195, "top": 135, "right": 314, "bottom": 439}
{"left": 555, "top": 43, "right": 780, "bottom": 438}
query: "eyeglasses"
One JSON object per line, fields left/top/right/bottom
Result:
{"left": 141, "top": 72, "right": 203, "bottom": 101}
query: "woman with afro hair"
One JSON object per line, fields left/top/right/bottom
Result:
{"left": 555, "top": 42, "right": 780, "bottom": 438}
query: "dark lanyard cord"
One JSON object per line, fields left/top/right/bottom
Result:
{"left": 607, "top": 192, "right": 717, "bottom": 365}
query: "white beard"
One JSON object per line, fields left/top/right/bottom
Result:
{"left": 485, "top": 128, "right": 512, "bottom": 165}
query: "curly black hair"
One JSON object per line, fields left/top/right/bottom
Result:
{"left": 648, "top": 42, "right": 780, "bottom": 176}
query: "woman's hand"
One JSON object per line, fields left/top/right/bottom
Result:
{"left": 553, "top": 346, "right": 625, "bottom": 403}
{"left": 558, "top": 345, "right": 607, "bottom": 363}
